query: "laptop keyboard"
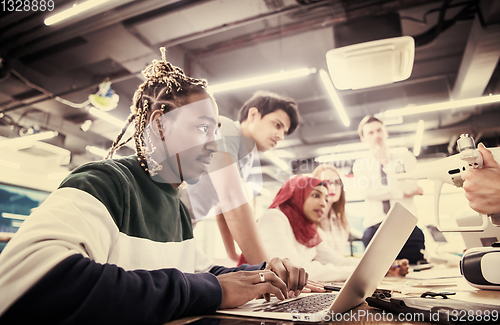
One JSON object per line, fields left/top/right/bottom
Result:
{"left": 253, "top": 293, "right": 337, "bottom": 313}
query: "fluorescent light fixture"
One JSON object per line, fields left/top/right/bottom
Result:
{"left": 264, "top": 151, "right": 290, "bottom": 171}
{"left": 2, "top": 213, "right": 29, "bottom": 221}
{"left": 319, "top": 69, "right": 350, "bottom": 127}
{"left": 87, "top": 108, "right": 135, "bottom": 150}
{"left": 413, "top": 120, "right": 425, "bottom": 156}
{"left": 0, "top": 131, "right": 58, "bottom": 148}
{"left": 315, "top": 142, "right": 369, "bottom": 156}
{"left": 315, "top": 151, "right": 368, "bottom": 163}
{"left": 384, "top": 94, "right": 500, "bottom": 117}
{"left": 12, "top": 221, "right": 23, "bottom": 228}
{"left": 86, "top": 145, "right": 120, "bottom": 158}
{"left": 88, "top": 107, "right": 125, "bottom": 128}
{"left": 208, "top": 68, "right": 316, "bottom": 94}
{"left": 374, "top": 113, "right": 403, "bottom": 126}
{"left": 315, "top": 146, "right": 410, "bottom": 163}
{"left": 44, "top": 0, "right": 110, "bottom": 26}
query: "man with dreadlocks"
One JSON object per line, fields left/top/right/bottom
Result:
{"left": 0, "top": 49, "right": 308, "bottom": 324}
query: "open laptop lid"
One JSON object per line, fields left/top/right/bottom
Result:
{"left": 329, "top": 201, "right": 417, "bottom": 313}
{"left": 457, "top": 215, "right": 500, "bottom": 249}
{"left": 218, "top": 202, "right": 417, "bottom": 321}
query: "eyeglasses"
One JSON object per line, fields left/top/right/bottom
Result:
{"left": 327, "top": 179, "right": 343, "bottom": 188}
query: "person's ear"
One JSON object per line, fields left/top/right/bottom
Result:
{"left": 149, "top": 109, "right": 165, "bottom": 140}
{"left": 382, "top": 125, "right": 389, "bottom": 139}
{"left": 247, "top": 107, "right": 260, "bottom": 122}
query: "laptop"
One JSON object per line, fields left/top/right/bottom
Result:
{"left": 217, "top": 202, "right": 418, "bottom": 322}
{"left": 457, "top": 215, "right": 500, "bottom": 249}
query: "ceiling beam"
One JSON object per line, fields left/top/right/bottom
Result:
{"left": 452, "top": 12, "right": 500, "bottom": 99}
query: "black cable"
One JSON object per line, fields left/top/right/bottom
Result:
{"left": 422, "top": 0, "right": 477, "bottom": 25}
{"left": 435, "top": 0, "right": 453, "bottom": 37}
{"left": 15, "top": 108, "right": 40, "bottom": 126}
{"left": 296, "top": 0, "right": 323, "bottom": 5}
{"left": 413, "top": 0, "right": 478, "bottom": 47}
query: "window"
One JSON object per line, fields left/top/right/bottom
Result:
{"left": 0, "top": 183, "right": 50, "bottom": 252}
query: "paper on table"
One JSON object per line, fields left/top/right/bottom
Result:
{"left": 405, "top": 267, "right": 462, "bottom": 280}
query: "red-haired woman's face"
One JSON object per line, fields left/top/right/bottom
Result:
{"left": 318, "top": 169, "right": 343, "bottom": 205}
{"left": 302, "top": 185, "right": 328, "bottom": 225}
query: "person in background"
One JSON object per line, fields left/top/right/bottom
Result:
{"left": 462, "top": 143, "right": 500, "bottom": 216}
{"left": 312, "top": 164, "right": 349, "bottom": 256}
{"left": 353, "top": 115, "right": 425, "bottom": 265}
{"left": 254, "top": 176, "right": 408, "bottom": 282}
{"left": 0, "top": 49, "right": 307, "bottom": 324}
{"left": 181, "top": 91, "right": 300, "bottom": 265}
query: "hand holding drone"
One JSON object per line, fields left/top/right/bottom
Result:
{"left": 395, "top": 134, "right": 500, "bottom": 232}
{"left": 461, "top": 142, "right": 500, "bottom": 222}
{"left": 395, "top": 134, "right": 500, "bottom": 290}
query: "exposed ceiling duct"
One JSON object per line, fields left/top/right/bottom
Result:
{"left": 0, "top": 0, "right": 499, "bottom": 177}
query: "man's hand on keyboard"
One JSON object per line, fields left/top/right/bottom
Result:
{"left": 266, "top": 257, "right": 308, "bottom": 300}
{"left": 217, "top": 270, "right": 287, "bottom": 309}
{"left": 217, "top": 257, "right": 308, "bottom": 309}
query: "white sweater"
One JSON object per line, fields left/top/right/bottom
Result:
{"left": 319, "top": 216, "right": 349, "bottom": 256}
{"left": 257, "top": 209, "right": 359, "bottom": 282}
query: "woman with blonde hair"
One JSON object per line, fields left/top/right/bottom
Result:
{"left": 312, "top": 164, "right": 349, "bottom": 255}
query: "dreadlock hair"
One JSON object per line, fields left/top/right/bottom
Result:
{"left": 106, "top": 47, "right": 207, "bottom": 173}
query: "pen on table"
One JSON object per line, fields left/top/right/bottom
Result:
{"left": 324, "top": 285, "right": 342, "bottom": 291}
{"left": 325, "top": 285, "right": 392, "bottom": 296}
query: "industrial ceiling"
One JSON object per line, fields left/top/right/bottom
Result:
{"left": 1, "top": 0, "right": 500, "bottom": 186}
